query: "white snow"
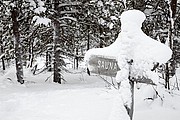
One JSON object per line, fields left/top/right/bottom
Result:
{"left": 34, "top": 0, "right": 46, "bottom": 14}
{"left": 32, "top": 16, "right": 51, "bottom": 26}
{"left": 0, "top": 66, "right": 180, "bottom": 120}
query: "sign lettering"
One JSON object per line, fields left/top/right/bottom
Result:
{"left": 88, "top": 55, "right": 120, "bottom": 77}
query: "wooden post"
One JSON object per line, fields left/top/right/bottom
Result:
{"left": 128, "top": 59, "right": 134, "bottom": 120}
{"left": 129, "top": 79, "right": 134, "bottom": 120}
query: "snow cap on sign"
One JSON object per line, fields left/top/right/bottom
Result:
{"left": 121, "top": 10, "right": 146, "bottom": 25}
{"left": 121, "top": 10, "right": 146, "bottom": 30}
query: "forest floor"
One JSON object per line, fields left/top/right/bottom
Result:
{"left": 0, "top": 60, "right": 180, "bottom": 120}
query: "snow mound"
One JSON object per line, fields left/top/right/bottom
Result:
{"left": 121, "top": 10, "right": 146, "bottom": 29}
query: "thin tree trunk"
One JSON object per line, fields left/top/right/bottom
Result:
{"left": 129, "top": 80, "right": 134, "bottom": 120}
{"left": 2, "top": 55, "right": 5, "bottom": 70}
{"left": 165, "top": 63, "right": 170, "bottom": 89}
{"left": 75, "top": 48, "right": 78, "bottom": 69}
{"left": 0, "top": 42, "right": 5, "bottom": 70}
{"left": 27, "top": 38, "right": 34, "bottom": 68}
{"left": 87, "top": 25, "right": 90, "bottom": 50}
{"left": 46, "top": 50, "right": 52, "bottom": 71}
{"left": 30, "top": 39, "right": 34, "bottom": 67}
{"left": 164, "top": 0, "right": 177, "bottom": 90}
{"left": 11, "top": 7, "right": 24, "bottom": 84}
{"left": 99, "top": 25, "right": 103, "bottom": 48}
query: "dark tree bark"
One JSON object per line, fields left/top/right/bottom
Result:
{"left": 165, "top": 63, "right": 170, "bottom": 89}
{"left": 11, "top": 7, "right": 24, "bottom": 84}
{"left": 0, "top": 41, "right": 5, "bottom": 70}
{"left": 27, "top": 38, "right": 34, "bottom": 68}
{"left": 53, "top": 20, "right": 62, "bottom": 84}
{"left": 75, "top": 48, "right": 79, "bottom": 69}
{"left": 46, "top": 50, "right": 52, "bottom": 71}
{"left": 53, "top": 0, "right": 62, "bottom": 84}
{"left": 87, "top": 25, "right": 90, "bottom": 50}
{"left": 171, "top": 0, "right": 177, "bottom": 18}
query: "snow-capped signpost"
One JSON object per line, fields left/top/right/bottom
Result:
{"left": 85, "top": 10, "right": 172, "bottom": 120}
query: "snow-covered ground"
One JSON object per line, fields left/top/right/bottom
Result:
{"left": 0, "top": 65, "right": 180, "bottom": 120}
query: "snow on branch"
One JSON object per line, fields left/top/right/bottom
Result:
{"left": 60, "top": 10, "right": 79, "bottom": 15}
{"left": 58, "top": 2, "right": 82, "bottom": 8}
{"left": 0, "top": 53, "right": 5, "bottom": 59}
{"left": 32, "top": 16, "right": 51, "bottom": 26}
{"left": 59, "top": 16, "right": 77, "bottom": 22}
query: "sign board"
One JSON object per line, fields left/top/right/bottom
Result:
{"left": 88, "top": 55, "right": 120, "bottom": 77}
{"left": 88, "top": 55, "right": 155, "bottom": 85}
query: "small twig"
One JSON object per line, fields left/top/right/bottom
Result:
{"left": 98, "top": 75, "right": 118, "bottom": 90}
{"left": 61, "top": 77, "right": 67, "bottom": 83}
{"left": 45, "top": 73, "right": 53, "bottom": 82}
{"left": 152, "top": 86, "right": 163, "bottom": 102}
{"left": 34, "top": 67, "right": 48, "bottom": 75}
{"left": 6, "top": 78, "right": 14, "bottom": 83}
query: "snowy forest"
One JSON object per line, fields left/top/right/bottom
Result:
{"left": 1, "top": 0, "right": 180, "bottom": 120}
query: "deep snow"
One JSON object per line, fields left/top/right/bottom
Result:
{"left": 0, "top": 65, "right": 180, "bottom": 120}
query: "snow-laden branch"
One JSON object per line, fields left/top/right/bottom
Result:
{"left": 58, "top": 2, "right": 82, "bottom": 8}
{"left": 0, "top": 53, "right": 5, "bottom": 59}
{"left": 60, "top": 10, "right": 79, "bottom": 15}
{"left": 59, "top": 16, "right": 77, "bottom": 22}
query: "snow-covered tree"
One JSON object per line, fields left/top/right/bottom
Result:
{"left": 0, "top": 0, "right": 46, "bottom": 83}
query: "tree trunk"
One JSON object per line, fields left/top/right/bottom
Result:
{"left": 53, "top": 20, "right": 62, "bottom": 84}
{"left": 28, "top": 38, "right": 34, "bottom": 68}
{"left": 129, "top": 80, "right": 134, "bottom": 120}
{"left": 46, "top": 50, "right": 52, "bottom": 71}
{"left": 11, "top": 7, "right": 24, "bottom": 84}
{"left": 164, "top": 0, "right": 177, "bottom": 90}
{"left": 171, "top": 0, "right": 177, "bottom": 18}
{"left": 87, "top": 25, "right": 90, "bottom": 50}
{"left": 0, "top": 42, "right": 5, "bottom": 70}
{"left": 2, "top": 55, "right": 5, "bottom": 70}
{"left": 127, "top": 60, "right": 134, "bottom": 120}
{"left": 53, "top": 0, "right": 62, "bottom": 84}
{"left": 75, "top": 48, "right": 79, "bottom": 69}
{"left": 165, "top": 63, "right": 170, "bottom": 89}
